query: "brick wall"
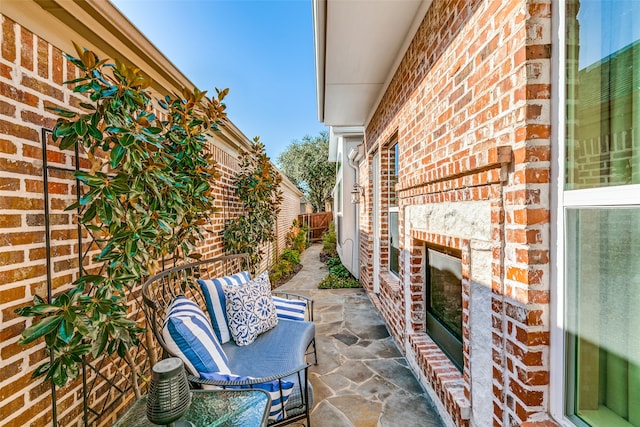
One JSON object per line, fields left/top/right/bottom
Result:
{"left": 0, "top": 13, "right": 300, "bottom": 426}
{"left": 360, "top": 0, "right": 553, "bottom": 425}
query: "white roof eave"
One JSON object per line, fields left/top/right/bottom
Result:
{"left": 314, "top": 0, "right": 433, "bottom": 128}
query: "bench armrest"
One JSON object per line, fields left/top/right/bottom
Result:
{"left": 272, "top": 292, "right": 314, "bottom": 321}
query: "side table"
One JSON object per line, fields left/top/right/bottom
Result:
{"left": 113, "top": 389, "right": 270, "bottom": 427}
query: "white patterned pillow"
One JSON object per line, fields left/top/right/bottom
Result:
{"left": 222, "top": 272, "right": 278, "bottom": 346}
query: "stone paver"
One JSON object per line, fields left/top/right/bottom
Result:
{"left": 278, "top": 244, "right": 444, "bottom": 427}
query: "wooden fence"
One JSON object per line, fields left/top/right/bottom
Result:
{"left": 298, "top": 212, "right": 333, "bottom": 242}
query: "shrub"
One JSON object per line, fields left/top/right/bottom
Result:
{"left": 326, "top": 256, "right": 342, "bottom": 269}
{"left": 281, "top": 249, "right": 300, "bottom": 265}
{"left": 269, "top": 259, "right": 294, "bottom": 287}
{"left": 318, "top": 273, "right": 361, "bottom": 289}
{"left": 293, "top": 223, "right": 309, "bottom": 252}
{"left": 319, "top": 256, "right": 360, "bottom": 289}
{"left": 330, "top": 262, "right": 351, "bottom": 279}
{"left": 321, "top": 221, "right": 337, "bottom": 258}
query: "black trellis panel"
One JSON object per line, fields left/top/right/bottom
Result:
{"left": 40, "top": 128, "right": 149, "bottom": 426}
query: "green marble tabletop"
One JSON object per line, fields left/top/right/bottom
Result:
{"left": 112, "top": 389, "right": 270, "bottom": 427}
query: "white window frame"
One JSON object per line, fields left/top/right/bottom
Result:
{"left": 372, "top": 151, "right": 380, "bottom": 293}
{"left": 550, "top": 1, "right": 640, "bottom": 424}
{"left": 388, "top": 143, "right": 399, "bottom": 277}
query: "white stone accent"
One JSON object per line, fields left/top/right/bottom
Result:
{"left": 407, "top": 200, "right": 492, "bottom": 242}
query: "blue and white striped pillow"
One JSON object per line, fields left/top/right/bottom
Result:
{"left": 273, "top": 296, "right": 307, "bottom": 321}
{"left": 197, "top": 271, "right": 251, "bottom": 343}
{"left": 162, "top": 296, "right": 231, "bottom": 376}
{"left": 200, "top": 372, "right": 293, "bottom": 422}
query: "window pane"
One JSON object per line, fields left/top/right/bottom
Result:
{"left": 388, "top": 143, "right": 398, "bottom": 207}
{"left": 565, "top": 207, "right": 640, "bottom": 426}
{"left": 427, "top": 248, "right": 462, "bottom": 339}
{"left": 566, "top": 0, "right": 640, "bottom": 190}
{"left": 389, "top": 211, "right": 399, "bottom": 275}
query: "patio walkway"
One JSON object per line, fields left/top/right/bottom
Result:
{"left": 277, "top": 244, "right": 444, "bottom": 427}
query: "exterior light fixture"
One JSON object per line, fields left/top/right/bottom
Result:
{"left": 147, "top": 358, "right": 194, "bottom": 427}
{"left": 351, "top": 183, "right": 364, "bottom": 204}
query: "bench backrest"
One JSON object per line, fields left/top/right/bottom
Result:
{"left": 141, "top": 254, "right": 249, "bottom": 354}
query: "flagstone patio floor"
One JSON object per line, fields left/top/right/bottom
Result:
{"left": 277, "top": 244, "right": 445, "bottom": 427}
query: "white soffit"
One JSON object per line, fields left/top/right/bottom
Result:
{"left": 320, "top": 0, "right": 425, "bottom": 126}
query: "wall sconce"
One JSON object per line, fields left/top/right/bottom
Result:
{"left": 351, "top": 184, "right": 364, "bottom": 204}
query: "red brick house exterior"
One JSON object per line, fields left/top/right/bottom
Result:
{"left": 0, "top": 2, "right": 302, "bottom": 425}
{"left": 315, "top": 0, "right": 559, "bottom": 426}
{"left": 317, "top": 0, "right": 640, "bottom": 425}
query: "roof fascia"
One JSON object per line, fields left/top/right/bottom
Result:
{"left": 312, "top": 0, "right": 326, "bottom": 123}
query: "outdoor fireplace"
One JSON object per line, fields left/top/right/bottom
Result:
{"left": 425, "top": 245, "right": 463, "bottom": 370}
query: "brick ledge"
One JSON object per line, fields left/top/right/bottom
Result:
{"left": 407, "top": 333, "right": 471, "bottom": 426}
{"left": 380, "top": 271, "right": 401, "bottom": 293}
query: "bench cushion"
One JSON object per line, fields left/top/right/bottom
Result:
{"left": 223, "top": 318, "right": 315, "bottom": 419}
{"left": 273, "top": 296, "right": 307, "bottom": 321}
{"left": 197, "top": 271, "right": 251, "bottom": 344}
{"left": 222, "top": 319, "right": 315, "bottom": 376}
{"left": 162, "top": 296, "right": 231, "bottom": 375}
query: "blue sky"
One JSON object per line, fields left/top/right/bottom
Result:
{"left": 111, "top": 0, "right": 326, "bottom": 161}
{"left": 578, "top": 0, "right": 640, "bottom": 69}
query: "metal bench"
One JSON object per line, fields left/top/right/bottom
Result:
{"left": 141, "top": 254, "right": 316, "bottom": 426}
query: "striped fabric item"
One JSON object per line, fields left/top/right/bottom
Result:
{"left": 200, "top": 372, "right": 294, "bottom": 422}
{"left": 273, "top": 296, "right": 307, "bottom": 321}
{"left": 162, "top": 296, "right": 231, "bottom": 376}
{"left": 197, "top": 271, "right": 251, "bottom": 343}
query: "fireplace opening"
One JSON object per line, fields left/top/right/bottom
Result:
{"left": 425, "top": 245, "right": 463, "bottom": 370}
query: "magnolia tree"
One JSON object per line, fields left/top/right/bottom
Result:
{"left": 16, "top": 44, "right": 227, "bottom": 391}
{"left": 277, "top": 131, "right": 334, "bottom": 212}
{"left": 223, "top": 139, "right": 283, "bottom": 273}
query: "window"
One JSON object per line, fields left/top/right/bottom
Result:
{"left": 425, "top": 246, "right": 463, "bottom": 371}
{"left": 335, "top": 178, "right": 342, "bottom": 244}
{"left": 563, "top": 2, "right": 640, "bottom": 426}
{"left": 387, "top": 143, "right": 399, "bottom": 275}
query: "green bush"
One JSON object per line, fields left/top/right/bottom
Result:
{"left": 281, "top": 249, "right": 300, "bottom": 265}
{"left": 321, "top": 221, "right": 337, "bottom": 258}
{"left": 326, "top": 256, "right": 342, "bottom": 269}
{"left": 286, "top": 220, "right": 309, "bottom": 253}
{"left": 330, "top": 262, "right": 352, "bottom": 279}
{"left": 318, "top": 273, "right": 361, "bottom": 289}
{"left": 293, "top": 223, "right": 310, "bottom": 252}
{"left": 269, "top": 259, "right": 294, "bottom": 286}
{"left": 319, "top": 256, "right": 360, "bottom": 289}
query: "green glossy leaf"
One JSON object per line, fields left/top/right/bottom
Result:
{"left": 47, "top": 107, "right": 77, "bottom": 118}
{"left": 79, "top": 189, "right": 99, "bottom": 206}
{"left": 119, "top": 134, "right": 135, "bottom": 147}
{"left": 59, "top": 319, "right": 74, "bottom": 343}
{"left": 74, "top": 120, "right": 88, "bottom": 137}
{"left": 87, "top": 124, "right": 102, "bottom": 140}
{"left": 75, "top": 171, "right": 104, "bottom": 186}
{"left": 81, "top": 204, "right": 97, "bottom": 223}
{"left": 59, "top": 133, "right": 78, "bottom": 150}
{"left": 110, "top": 145, "right": 126, "bottom": 168}
{"left": 53, "top": 122, "right": 74, "bottom": 138}
{"left": 32, "top": 360, "right": 52, "bottom": 378}
{"left": 20, "top": 316, "right": 62, "bottom": 344}
{"left": 91, "top": 328, "right": 108, "bottom": 357}
{"left": 73, "top": 317, "right": 91, "bottom": 336}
